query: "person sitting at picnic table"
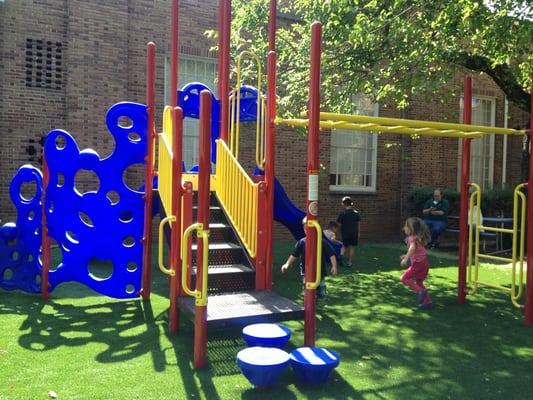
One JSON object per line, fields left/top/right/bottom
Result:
{"left": 422, "top": 188, "right": 450, "bottom": 248}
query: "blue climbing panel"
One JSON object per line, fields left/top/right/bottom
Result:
{"left": 0, "top": 165, "right": 43, "bottom": 293}
{"left": 44, "top": 102, "right": 147, "bottom": 299}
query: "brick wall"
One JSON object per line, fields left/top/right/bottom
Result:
{"left": 0, "top": 0, "right": 528, "bottom": 241}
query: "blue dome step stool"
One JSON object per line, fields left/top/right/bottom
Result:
{"left": 289, "top": 347, "right": 340, "bottom": 384}
{"left": 242, "top": 323, "right": 291, "bottom": 348}
{"left": 236, "top": 346, "right": 290, "bottom": 388}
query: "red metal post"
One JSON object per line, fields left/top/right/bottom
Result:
{"left": 256, "top": 182, "right": 267, "bottom": 289}
{"left": 169, "top": 106, "right": 184, "bottom": 333}
{"left": 141, "top": 42, "right": 156, "bottom": 301}
{"left": 304, "top": 22, "right": 322, "bottom": 347}
{"left": 457, "top": 76, "right": 472, "bottom": 304}
{"left": 170, "top": 0, "right": 179, "bottom": 107}
{"left": 218, "top": 0, "right": 230, "bottom": 142}
{"left": 40, "top": 155, "right": 51, "bottom": 300}
{"left": 194, "top": 91, "right": 212, "bottom": 368}
{"left": 262, "top": 51, "right": 277, "bottom": 291}
{"left": 524, "top": 73, "right": 533, "bottom": 325}
{"left": 268, "top": 0, "right": 277, "bottom": 52}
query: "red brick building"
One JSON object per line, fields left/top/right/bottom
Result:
{"left": 0, "top": 1, "right": 529, "bottom": 240}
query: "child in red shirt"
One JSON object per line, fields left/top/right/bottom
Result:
{"left": 400, "top": 217, "right": 433, "bottom": 309}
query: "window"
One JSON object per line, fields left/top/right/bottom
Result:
{"left": 329, "top": 95, "right": 378, "bottom": 192}
{"left": 458, "top": 96, "right": 496, "bottom": 189}
{"left": 165, "top": 56, "right": 218, "bottom": 169}
{"left": 25, "top": 38, "right": 63, "bottom": 90}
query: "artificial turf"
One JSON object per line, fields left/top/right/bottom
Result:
{"left": 1, "top": 241, "right": 532, "bottom": 399}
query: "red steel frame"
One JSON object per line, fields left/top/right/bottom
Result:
{"left": 194, "top": 90, "right": 212, "bottom": 368}
{"left": 218, "top": 0, "right": 230, "bottom": 143}
{"left": 141, "top": 42, "right": 156, "bottom": 300}
{"left": 457, "top": 76, "right": 472, "bottom": 304}
{"left": 304, "top": 22, "right": 322, "bottom": 347}
{"left": 41, "top": 156, "right": 51, "bottom": 300}
{"left": 525, "top": 73, "right": 533, "bottom": 325}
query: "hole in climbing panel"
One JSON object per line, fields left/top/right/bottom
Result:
{"left": 74, "top": 169, "right": 100, "bottom": 196}
{"left": 3, "top": 269, "right": 13, "bottom": 281}
{"left": 126, "top": 261, "right": 137, "bottom": 272}
{"left": 88, "top": 257, "right": 114, "bottom": 281}
{"left": 57, "top": 172, "right": 65, "bottom": 187}
{"left": 122, "top": 236, "right": 135, "bottom": 248}
{"left": 28, "top": 211, "right": 35, "bottom": 221}
{"left": 125, "top": 284, "right": 135, "bottom": 294}
{"left": 35, "top": 274, "right": 42, "bottom": 285}
{"left": 123, "top": 163, "right": 144, "bottom": 192}
{"left": 20, "top": 181, "right": 37, "bottom": 202}
{"left": 28, "top": 254, "right": 34, "bottom": 262}
{"left": 78, "top": 211, "right": 94, "bottom": 228}
{"left": 34, "top": 228, "right": 40, "bottom": 236}
{"left": 119, "top": 211, "right": 134, "bottom": 223}
{"left": 128, "top": 132, "right": 141, "bottom": 143}
{"left": 47, "top": 238, "right": 62, "bottom": 272}
{"left": 48, "top": 201, "right": 54, "bottom": 214}
{"left": 55, "top": 135, "right": 66, "bottom": 150}
{"left": 7, "top": 238, "right": 17, "bottom": 246}
{"left": 11, "top": 251, "right": 20, "bottom": 261}
{"left": 118, "top": 116, "right": 133, "bottom": 129}
{"left": 65, "top": 231, "right": 79, "bottom": 244}
{"left": 106, "top": 190, "right": 120, "bottom": 205}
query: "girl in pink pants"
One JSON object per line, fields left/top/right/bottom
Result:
{"left": 400, "top": 217, "right": 433, "bottom": 309}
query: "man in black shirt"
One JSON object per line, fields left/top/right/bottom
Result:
{"left": 337, "top": 196, "right": 361, "bottom": 267}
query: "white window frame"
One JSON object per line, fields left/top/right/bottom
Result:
{"left": 329, "top": 101, "right": 379, "bottom": 193}
{"left": 164, "top": 55, "right": 218, "bottom": 169}
{"left": 457, "top": 95, "right": 496, "bottom": 190}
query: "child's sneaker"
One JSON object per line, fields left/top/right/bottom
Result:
{"left": 417, "top": 289, "right": 427, "bottom": 304}
{"left": 418, "top": 302, "right": 434, "bottom": 310}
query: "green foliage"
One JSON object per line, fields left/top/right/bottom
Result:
{"left": 229, "top": 0, "right": 533, "bottom": 117}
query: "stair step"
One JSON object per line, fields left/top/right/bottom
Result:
{"left": 193, "top": 205, "right": 221, "bottom": 210}
{"left": 191, "top": 242, "right": 241, "bottom": 251}
{"left": 179, "top": 290, "right": 304, "bottom": 328}
{"left": 209, "top": 223, "right": 230, "bottom": 229}
{"left": 192, "top": 264, "right": 253, "bottom": 275}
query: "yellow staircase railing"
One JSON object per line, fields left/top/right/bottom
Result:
{"left": 215, "top": 139, "right": 258, "bottom": 258}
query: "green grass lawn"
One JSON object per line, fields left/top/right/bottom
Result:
{"left": 1, "top": 241, "right": 532, "bottom": 400}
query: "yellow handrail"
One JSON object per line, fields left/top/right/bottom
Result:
{"left": 215, "top": 139, "right": 258, "bottom": 258}
{"left": 158, "top": 215, "right": 176, "bottom": 277}
{"left": 229, "top": 50, "right": 265, "bottom": 166}
{"left": 511, "top": 184, "right": 527, "bottom": 307}
{"left": 158, "top": 106, "right": 174, "bottom": 216}
{"left": 181, "top": 222, "right": 209, "bottom": 306}
{"left": 305, "top": 220, "right": 323, "bottom": 290}
{"left": 467, "top": 183, "right": 481, "bottom": 294}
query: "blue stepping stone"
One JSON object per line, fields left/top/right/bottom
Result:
{"left": 236, "top": 346, "right": 290, "bottom": 388}
{"left": 289, "top": 347, "right": 340, "bottom": 384}
{"left": 242, "top": 323, "right": 291, "bottom": 348}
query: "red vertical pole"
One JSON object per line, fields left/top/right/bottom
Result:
{"left": 40, "top": 155, "right": 51, "bottom": 300}
{"left": 268, "top": 0, "right": 277, "bottom": 52}
{"left": 194, "top": 91, "right": 211, "bottom": 368}
{"left": 142, "top": 42, "right": 156, "bottom": 301}
{"left": 457, "top": 76, "right": 472, "bottom": 304}
{"left": 169, "top": 106, "right": 184, "bottom": 333}
{"left": 218, "top": 0, "right": 230, "bottom": 143}
{"left": 304, "top": 22, "right": 322, "bottom": 347}
{"left": 524, "top": 73, "right": 533, "bottom": 325}
{"left": 262, "top": 51, "right": 277, "bottom": 291}
{"left": 170, "top": 0, "right": 179, "bottom": 107}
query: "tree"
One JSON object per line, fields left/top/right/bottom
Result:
{"left": 229, "top": 0, "right": 532, "bottom": 117}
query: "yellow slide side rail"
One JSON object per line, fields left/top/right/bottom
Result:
{"left": 181, "top": 223, "right": 209, "bottom": 306}
{"left": 215, "top": 139, "right": 258, "bottom": 258}
{"left": 158, "top": 106, "right": 174, "bottom": 216}
{"left": 158, "top": 215, "right": 176, "bottom": 277}
{"left": 229, "top": 51, "right": 266, "bottom": 168}
{"left": 305, "top": 220, "right": 323, "bottom": 290}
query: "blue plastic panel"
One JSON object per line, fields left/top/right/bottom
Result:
{"left": 44, "top": 102, "right": 147, "bottom": 299}
{"left": 0, "top": 165, "right": 43, "bottom": 293}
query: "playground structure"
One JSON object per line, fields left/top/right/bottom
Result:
{"left": 0, "top": 0, "right": 532, "bottom": 371}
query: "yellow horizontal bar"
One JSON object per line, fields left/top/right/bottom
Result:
{"left": 476, "top": 281, "right": 512, "bottom": 293}
{"left": 477, "top": 253, "right": 513, "bottom": 263}
{"left": 478, "top": 226, "right": 513, "bottom": 234}
{"left": 317, "top": 112, "right": 526, "bottom": 136}
{"left": 276, "top": 118, "right": 483, "bottom": 138}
